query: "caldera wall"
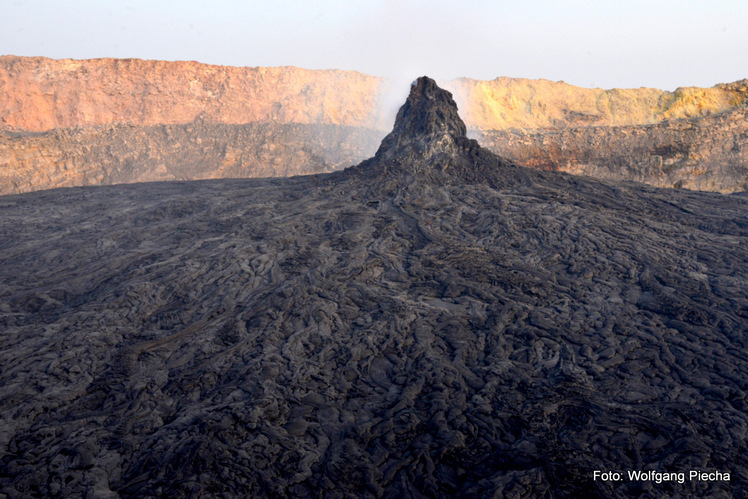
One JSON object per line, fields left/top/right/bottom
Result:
{"left": 478, "top": 107, "right": 748, "bottom": 193}
{"left": 3, "top": 56, "right": 747, "bottom": 133}
{"left": 0, "top": 56, "right": 387, "bottom": 132}
{"left": 1, "top": 56, "right": 747, "bottom": 194}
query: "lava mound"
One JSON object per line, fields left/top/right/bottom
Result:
{"left": 1, "top": 78, "right": 747, "bottom": 498}
{"left": 352, "top": 76, "right": 515, "bottom": 187}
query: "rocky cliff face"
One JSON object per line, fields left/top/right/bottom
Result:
{"left": 0, "top": 56, "right": 387, "bottom": 131}
{"left": 0, "top": 122, "right": 383, "bottom": 195}
{"left": 3, "top": 56, "right": 747, "bottom": 133}
{"left": 2, "top": 77, "right": 747, "bottom": 498}
{"left": 479, "top": 107, "right": 748, "bottom": 193}
{"left": 450, "top": 76, "right": 748, "bottom": 130}
{"left": 1, "top": 55, "right": 747, "bottom": 194}
{"left": 3, "top": 108, "right": 745, "bottom": 195}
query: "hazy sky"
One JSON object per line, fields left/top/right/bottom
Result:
{"left": 3, "top": 0, "right": 747, "bottom": 90}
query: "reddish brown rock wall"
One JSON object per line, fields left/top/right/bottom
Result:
{"left": 0, "top": 56, "right": 386, "bottom": 132}
{"left": 3, "top": 56, "right": 747, "bottom": 133}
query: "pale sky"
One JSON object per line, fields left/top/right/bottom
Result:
{"left": 2, "top": 0, "right": 747, "bottom": 90}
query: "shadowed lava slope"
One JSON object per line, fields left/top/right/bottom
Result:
{"left": 1, "top": 78, "right": 747, "bottom": 498}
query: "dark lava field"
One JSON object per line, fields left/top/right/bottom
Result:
{"left": 1, "top": 78, "right": 747, "bottom": 498}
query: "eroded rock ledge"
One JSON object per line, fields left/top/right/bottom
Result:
{"left": 478, "top": 106, "right": 748, "bottom": 192}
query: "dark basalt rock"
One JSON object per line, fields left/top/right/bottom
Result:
{"left": 376, "top": 76, "right": 470, "bottom": 160}
{"left": 356, "top": 76, "right": 514, "bottom": 187}
{"left": 0, "top": 122, "right": 385, "bottom": 195}
{"left": 1, "top": 78, "right": 747, "bottom": 498}
{"left": 478, "top": 106, "right": 748, "bottom": 193}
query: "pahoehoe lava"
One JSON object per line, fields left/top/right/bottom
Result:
{"left": 1, "top": 77, "right": 747, "bottom": 497}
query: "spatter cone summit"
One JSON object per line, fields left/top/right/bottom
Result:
{"left": 353, "top": 76, "right": 516, "bottom": 185}
{"left": 1, "top": 78, "right": 747, "bottom": 498}
{"left": 376, "top": 77, "right": 471, "bottom": 159}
